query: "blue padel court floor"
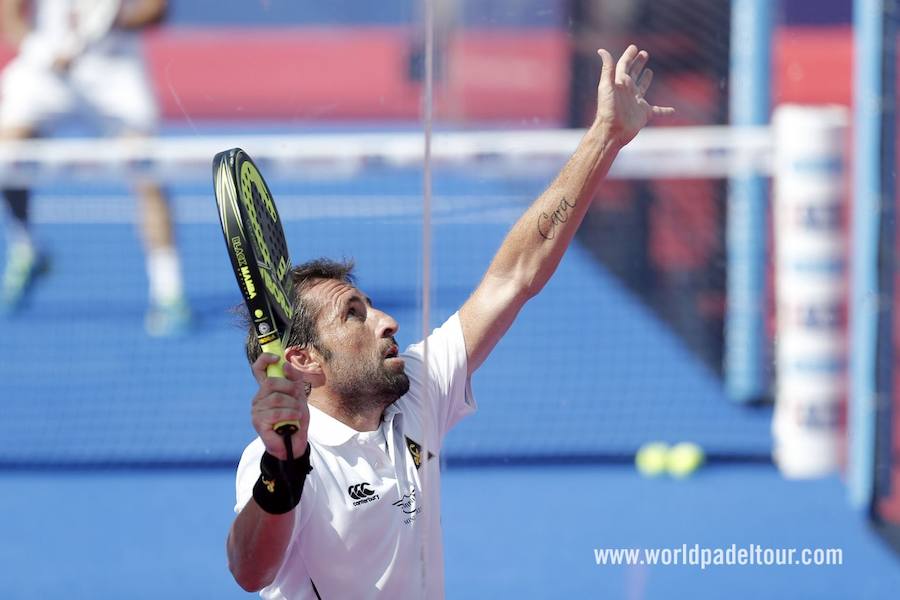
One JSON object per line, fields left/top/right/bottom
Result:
{"left": 3, "top": 128, "right": 893, "bottom": 596}
{"left": 0, "top": 465, "right": 898, "bottom": 598}
{"left": 0, "top": 164, "right": 771, "bottom": 467}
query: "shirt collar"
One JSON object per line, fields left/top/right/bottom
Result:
{"left": 383, "top": 402, "right": 401, "bottom": 421}
{"left": 307, "top": 404, "right": 360, "bottom": 447}
{"left": 307, "top": 402, "right": 403, "bottom": 447}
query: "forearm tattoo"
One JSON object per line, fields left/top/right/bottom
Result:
{"left": 537, "top": 196, "right": 577, "bottom": 240}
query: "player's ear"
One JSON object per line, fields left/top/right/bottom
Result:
{"left": 285, "top": 345, "right": 323, "bottom": 377}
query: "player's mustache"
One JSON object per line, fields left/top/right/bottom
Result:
{"left": 380, "top": 338, "right": 400, "bottom": 357}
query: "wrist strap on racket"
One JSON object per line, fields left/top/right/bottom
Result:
{"left": 253, "top": 444, "right": 313, "bottom": 515}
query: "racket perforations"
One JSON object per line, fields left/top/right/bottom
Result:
{"left": 235, "top": 154, "right": 294, "bottom": 332}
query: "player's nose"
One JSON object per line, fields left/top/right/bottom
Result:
{"left": 374, "top": 308, "right": 399, "bottom": 339}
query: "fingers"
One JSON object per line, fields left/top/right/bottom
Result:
{"left": 258, "top": 416, "right": 308, "bottom": 460}
{"left": 252, "top": 372, "right": 310, "bottom": 460}
{"left": 629, "top": 50, "right": 649, "bottom": 83}
{"left": 257, "top": 402, "right": 309, "bottom": 460}
{"left": 636, "top": 68, "right": 653, "bottom": 97}
{"left": 601, "top": 43, "right": 675, "bottom": 120}
{"left": 251, "top": 352, "right": 282, "bottom": 385}
{"left": 602, "top": 45, "right": 651, "bottom": 91}
{"left": 252, "top": 394, "right": 305, "bottom": 430}
{"left": 256, "top": 375, "right": 303, "bottom": 400}
{"left": 252, "top": 375, "right": 306, "bottom": 421}
{"left": 651, "top": 105, "right": 676, "bottom": 117}
{"left": 597, "top": 48, "right": 615, "bottom": 87}
{"left": 615, "top": 44, "right": 639, "bottom": 81}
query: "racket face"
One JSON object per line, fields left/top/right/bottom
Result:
{"left": 213, "top": 148, "right": 293, "bottom": 349}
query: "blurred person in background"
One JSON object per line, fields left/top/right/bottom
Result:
{"left": 0, "top": 0, "right": 190, "bottom": 336}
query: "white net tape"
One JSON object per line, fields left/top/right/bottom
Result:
{"left": 0, "top": 126, "right": 773, "bottom": 185}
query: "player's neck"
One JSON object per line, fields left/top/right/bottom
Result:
{"left": 308, "top": 392, "right": 385, "bottom": 433}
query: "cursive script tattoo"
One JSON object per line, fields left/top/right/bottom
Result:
{"left": 537, "top": 196, "right": 577, "bottom": 240}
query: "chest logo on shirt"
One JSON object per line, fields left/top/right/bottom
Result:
{"left": 392, "top": 486, "right": 422, "bottom": 525}
{"left": 347, "top": 482, "right": 380, "bottom": 507}
{"left": 405, "top": 436, "right": 435, "bottom": 470}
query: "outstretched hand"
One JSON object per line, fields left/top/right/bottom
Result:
{"left": 595, "top": 45, "right": 675, "bottom": 147}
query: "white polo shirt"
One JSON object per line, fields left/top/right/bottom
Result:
{"left": 0, "top": 0, "right": 158, "bottom": 133}
{"left": 235, "top": 312, "right": 476, "bottom": 599}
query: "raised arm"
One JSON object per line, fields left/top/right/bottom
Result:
{"left": 1, "top": 0, "right": 30, "bottom": 47}
{"left": 116, "top": 0, "right": 167, "bottom": 29}
{"left": 459, "top": 45, "right": 673, "bottom": 375}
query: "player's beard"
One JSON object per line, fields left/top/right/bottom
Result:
{"left": 327, "top": 343, "right": 410, "bottom": 412}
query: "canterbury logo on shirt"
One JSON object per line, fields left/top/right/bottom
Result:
{"left": 348, "top": 482, "right": 380, "bottom": 506}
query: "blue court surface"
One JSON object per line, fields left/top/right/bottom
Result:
{"left": 0, "top": 134, "right": 897, "bottom": 597}
{"left": 0, "top": 163, "right": 771, "bottom": 466}
{"left": 0, "top": 465, "right": 898, "bottom": 598}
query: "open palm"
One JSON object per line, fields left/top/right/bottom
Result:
{"left": 595, "top": 45, "right": 675, "bottom": 146}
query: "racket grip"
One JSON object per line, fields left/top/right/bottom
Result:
{"left": 275, "top": 421, "right": 300, "bottom": 436}
{"left": 259, "top": 339, "right": 302, "bottom": 438}
{"left": 261, "top": 339, "right": 287, "bottom": 378}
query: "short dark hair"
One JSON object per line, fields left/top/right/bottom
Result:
{"left": 243, "top": 258, "right": 355, "bottom": 365}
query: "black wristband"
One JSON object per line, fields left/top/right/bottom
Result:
{"left": 252, "top": 444, "right": 313, "bottom": 515}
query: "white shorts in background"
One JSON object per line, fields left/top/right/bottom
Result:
{"left": 0, "top": 46, "right": 158, "bottom": 135}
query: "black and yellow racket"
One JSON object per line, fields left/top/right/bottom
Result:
{"left": 213, "top": 148, "right": 299, "bottom": 455}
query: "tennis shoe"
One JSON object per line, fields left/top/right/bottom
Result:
{"left": 1, "top": 243, "right": 50, "bottom": 312}
{"left": 145, "top": 297, "right": 192, "bottom": 337}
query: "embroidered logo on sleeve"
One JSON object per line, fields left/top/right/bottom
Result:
{"left": 405, "top": 436, "right": 435, "bottom": 470}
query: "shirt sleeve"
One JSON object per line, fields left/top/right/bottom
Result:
{"left": 401, "top": 311, "right": 477, "bottom": 443}
{"left": 234, "top": 437, "right": 265, "bottom": 514}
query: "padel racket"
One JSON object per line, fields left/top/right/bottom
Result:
{"left": 213, "top": 148, "right": 299, "bottom": 453}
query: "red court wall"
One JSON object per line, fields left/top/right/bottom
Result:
{"left": 0, "top": 25, "right": 857, "bottom": 123}
{"left": 143, "top": 27, "right": 569, "bottom": 122}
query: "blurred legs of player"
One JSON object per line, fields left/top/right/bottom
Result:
{"left": 1, "top": 193, "right": 50, "bottom": 310}
{"left": 137, "top": 179, "right": 191, "bottom": 336}
{"left": 0, "top": 170, "right": 190, "bottom": 335}
{"left": 0, "top": 46, "right": 191, "bottom": 335}
{"left": 0, "top": 125, "right": 48, "bottom": 311}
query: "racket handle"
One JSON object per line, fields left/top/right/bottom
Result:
{"left": 260, "top": 339, "right": 302, "bottom": 438}
{"left": 261, "top": 339, "right": 287, "bottom": 378}
{"left": 275, "top": 421, "right": 300, "bottom": 436}
{"left": 275, "top": 421, "right": 300, "bottom": 460}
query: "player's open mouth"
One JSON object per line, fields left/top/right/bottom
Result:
{"left": 384, "top": 345, "right": 399, "bottom": 359}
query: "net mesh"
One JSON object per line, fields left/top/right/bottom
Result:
{"left": 0, "top": 127, "right": 773, "bottom": 467}
{"left": 0, "top": 0, "right": 798, "bottom": 468}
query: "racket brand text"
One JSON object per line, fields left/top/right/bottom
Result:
{"left": 230, "top": 235, "right": 257, "bottom": 299}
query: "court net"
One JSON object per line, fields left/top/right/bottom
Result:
{"left": 0, "top": 126, "right": 776, "bottom": 468}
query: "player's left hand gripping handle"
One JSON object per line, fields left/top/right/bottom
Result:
{"left": 261, "top": 338, "right": 301, "bottom": 437}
